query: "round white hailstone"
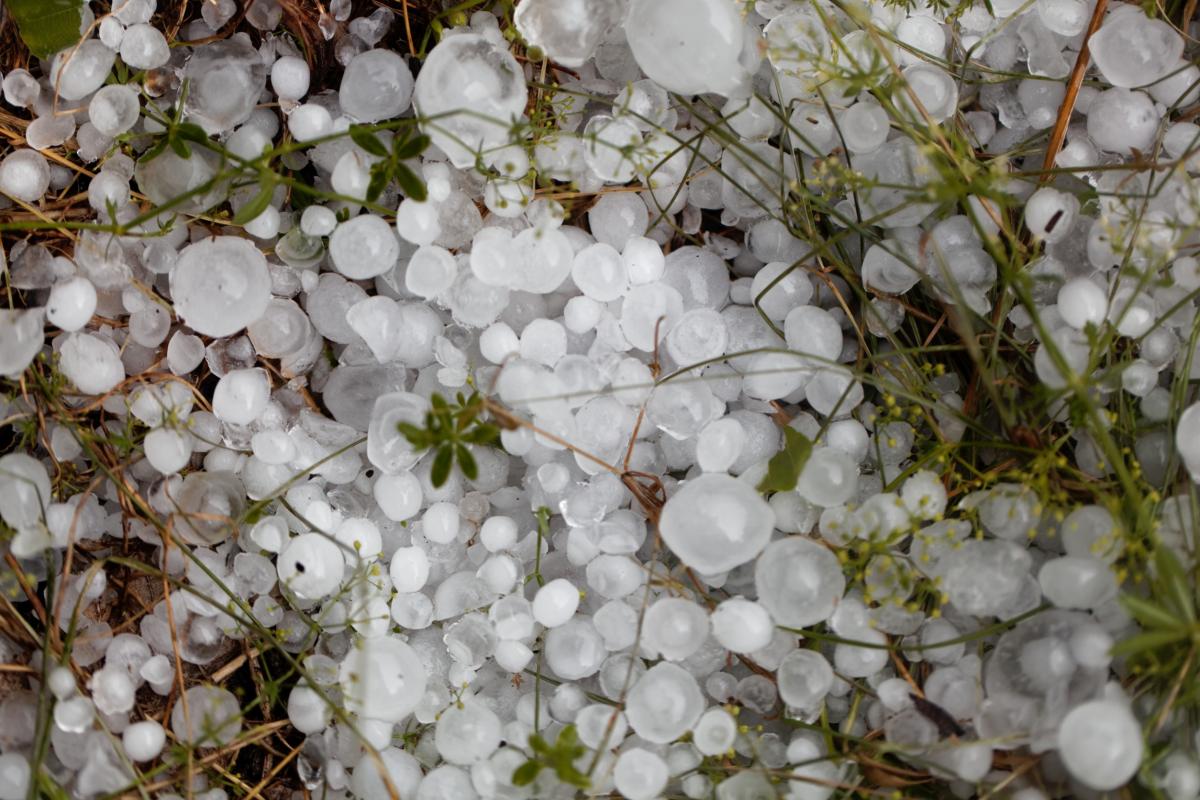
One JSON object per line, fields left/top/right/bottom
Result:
{"left": 480, "top": 516, "right": 518, "bottom": 552}
{"left": 59, "top": 332, "right": 125, "bottom": 395}
{"left": 533, "top": 578, "right": 580, "bottom": 628}
{"left": 614, "top": 748, "right": 669, "bottom": 800}
{"left": 341, "top": 636, "right": 427, "bottom": 724}
{"left": 406, "top": 245, "right": 458, "bottom": 299}
{"left": 1057, "top": 698, "right": 1143, "bottom": 790}
{"left": 0, "top": 753, "right": 30, "bottom": 800}
{"left": 1038, "top": 556, "right": 1117, "bottom": 609}
{"left": 88, "top": 84, "right": 141, "bottom": 137}
{"left": 335, "top": 517, "right": 381, "bottom": 562}
{"left": 278, "top": 533, "right": 345, "bottom": 600}
{"left": 710, "top": 597, "right": 774, "bottom": 654}
{"left": 340, "top": 49, "right": 414, "bottom": 123}
{"left": 171, "top": 237, "right": 271, "bottom": 337}
{"left": 625, "top": 0, "right": 749, "bottom": 97}
{"left": 1056, "top": 277, "right": 1108, "bottom": 330}
{"left": 839, "top": 101, "right": 890, "bottom": 154}
{"left": 120, "top": 24, "right": 170, "bottom": 69}
{"left": 46, "top": 276, "right": 97, "bottom": 332}
{"left": 696, "top": 418, "right": 745, "bottom": 473}
{"left": 91, "top": 665, "right": 135, "bottom": 715}
{"left": 520, "top": 319, "right": 567, "bottom": 366}
{"left": 373, "top": 472, "right": 423, "bottom": 521}
{"left": 288, "top": 103, "right": 333, "bottom": 141}
{"left": 122, "top": 720, "right": 166, "bottom": 762}
{"left": 900, "top": 470, "right": 948, "bottom": 520}
{"left": 900, "top": 64, "right": 958, "bottom": 122}
{"left": 796, "top": 446, "right": 858, "bottom": 507}
{"left": 435, "top": 700, "right": 502, "bottom": 765}
{"left": 351, "top": 748, "right": 423, "bottom": 800}
{"left": 694, "top": 707, "right": 738, "bottom": 756}
{"left": 564, "top": 295, "right": 603, "bottom": 335}
{"left": 658, "top": 473, "right": 775, "bottom": 575}
{"left": 395, "top": 198, "right": 442, "bottom": 246}
{"left": 572, "top": 242, "right": 629, "bottom": 302}
{"left": 1087, "top": 88, "right": 1159, "bottom": 155}
{"left": 755, "top": 536, "right": 845, "bottom": 627}
{"left": 413, "top": 33, "right": 528, "bottom": 168}
{"left": 479, "top": 322, "right": 520, "bottom": 364}
{"left": 625, "top": 662, "right": 705, "bottom": 743}
{"left": 47, "top": 666, "right": 75, "bottom": 699}
{"left": 144, "top": 427, "right": 193, "bottom": 474}
{"left": 51, "top": 41, "right": 116, "bottom": 101}
{"left": 287, "top": 683, "right": 331, "bottom": 734}
{"left": 172, "top": 685, "right": 242, "bottom": 746}
{"left": 784, "top": 305, "right": 843, "bottom": 365}
{"left": 1025, "top": 187, "right": 1079, "bottom": 243}
{"left": 300, "top": 205, "right": 337, "bottom": 237}
{"left": 0, "top": 148, "right": 50, "bottom": 202}
{"left": 1089, "top": 6, "right": 1182, "bottom": 88}
{"left": 751, "top": 261, "right": 814, "bottom": 323}
{"left": 777, "top": 649, "right": 835, "bottom": 708}
{"left": 329, "top": 214, "right": 401, "bottom": 280}
{"left": 271, "top": 55, "right": 310, "bottom": 100}
{"left": 422, "top": 502, "right": 460, "bottom": 544}
{"left": 643, "top": 597, "right": 709, "bottom": 661}
{"left": 0, "top": 308, "right": 45, "bottom": 380}
{"left": 544, "top": 618, "right": 607, "bottom": 679}
{"left": 389, "top": 546, "right": 431, "bottom": 593}
{"left": 212, "top": 368, "right": 270, "bottom": 425}
{"left": 243, "top": 204, "right": 280, "bottom": 239}
{"left": 624, "top": 236, "right": 665, "bottom": 284}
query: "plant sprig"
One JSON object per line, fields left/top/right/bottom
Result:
{"left": 397, "top": 391, "right": 501, "bottom": 487}
{"left": 512, "top": 724, "right": 590, "bottom": 789}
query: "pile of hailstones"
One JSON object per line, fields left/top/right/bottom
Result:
{"left": 1, "top": 0, "right": 1199, "bottom": 797}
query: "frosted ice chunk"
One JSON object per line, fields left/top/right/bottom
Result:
{"left": 755, "top": 536, "right": 844, "bottom": 626}
{"left": 339, "top": 49, "right": 413, "bottom": 123}
{"left": 59, "top": 332, "right": 125, "bottom": 395}
{"left": 329, "top": 213, "right": 401, "bottom": 280}
{"left": 1058, "top": 698, "right": 1143, "bottom": 791}
{"left": 625, "top": 0, "right": 752, "bottom": 97}
{"left": 170, "top": 236, "right": 271, "bottom": 337}
{"left": 625, "top": 662, "right": 704, "bottom": 743}
{"left": 0, "top": 149, "right": 50, "bottom": 202}
{"left": 514, "top": 0, "right": 626, "bottom": 67}
{"left": 51, "top": 41, "right": 116, "bottom": 101}
{"left": 413, "top": 33, "right": 527, "bottom": 168}
{"left": 0, "top": 308, "right": 45, "bottom": 378}
{"left": 183, "top": 39, "right": 267, "bottom": 134}
{"left": 659, "top": 473, "right": 775, "bottom": 574}
{"left": 1089, "top": 6, "right": 1182, "bottom": 88}
{"left": 171, "top": 685, "right": 242, "bottom": 746}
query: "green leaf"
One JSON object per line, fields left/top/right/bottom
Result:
{"left": 175, "top": 122, "right": 210, "bottom": 144}
{"left": 1110, "top": 628, "right": 1191, "bottom": 658}
{"left": 394, "top": 133, "right": 432, "bottom": 161}
{"left": 350, "top": 127, "right": 389, "bottom": 157}
{"left": 511, "top": 760, "right": 542, "bottom": 787}
{"left": 465, "top": 424, "right": 500, "bottom": 446}
{"left": 1155, "top": 545, "right": 1196, "bottom": 623}
{"left": 457, "top": 445, "right": 478, "bottom": 481}
{"left": 168, "top": 134, "right": 191, "bottom": 159}
{"left": 7, "top": 0, "right": 85, "bottom": 59}
{"left": 431, "top": 445, "right": 454, "bottom": 487}
{"left": 232, "top": 177, "right": 276, "bottom": 225}
{"left": 431, "top": 394, "right": 449, "bottom": 412}
{"left": 757, "top": 426, "right": 814, "bottom": 494}
{"left": 1121, "top": 594, "right": 1185, "bottom": 630}
{"left": 365, "top": 164, "right": 391, "bottom": 203}
{"left": 397, "top": 422, "right": 430, "bottom": 448}
{"left": 528, "top": 733, "right": 551, "bottom": 756}
{"left": 393, "top": 162, "right": 428, "bottom": 202}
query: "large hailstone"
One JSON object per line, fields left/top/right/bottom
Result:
{"left": 413, "top": 33, "right": 528, "bottom": 168}
{"left": 1057, "top": 698, "right": 1143, "bottom": 790}
{"left": 658, "top": 473, "right": 775, "bottom": 575}
{"left": 340, "top": 636, "right": 427, "bottom": 724}
{"left": 170, "top": 236, "right": 271, "bottom": 337}
{"left": 514, "top": 0, "right": 626, "bottom": 68}
{"left": 755, "top": 536, "right": 845, "bottom": 627}
{"left": 624, "top": 0, "right": 755, "bottom": 97}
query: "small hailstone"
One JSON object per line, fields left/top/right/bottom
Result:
{"left": 755, "top": 536, "right": 845, "bottom": 627}
{"left": 777, "top": 649, "right": 834, "bottom": 709}
{"left": 1057, "top": 697, "right": 1143, "bottom": 791}
{"left": 710, "top": 597, "right": 774, "bottom": 654}
{"left": 288, "top": 103, "right": 334, "bottom": 141}
{"left": 278, "top": 533, "right": 345, "bottom": 600}
{"left": 122, "top": 720, "right": 166, "bottom": 762}
{"left": 480, "top": 516, "right": 518, "bottom": 552}
{"left": 59, "top": 332, "right": 125, "bottom": 395}
{"left": 614, "top": 748, "right": 669, "bottom": 800}
{"left": 434, "top": 699, "right": 502, "bottom": 765}
{"left": 46, "top": 276, "right": 97, "bottom": 331}
{"left": 643, "top": 597, "right": 708, "bottom": 661}
{"left": 172, "top": 685, "right": 242, "bottom": 746}
{"left": 693, "top": 707, "right": 737, "bottom": 756}
{"left": 330, "top": 214, "right": 401, "bottom": 280}
{"left": 339, "top": 49, "right": 413, "bottom": 123}
{"left": 389, "top": 546, "right": 430, "bottom": 592}
{"left": 421, "top": 502, "right": 460, "bottom": 544}
{"left": 0, "top": 753, "right": 30, "bottom": 800}
{"left": 1025, "top": 187, "right": 1079, "bottom": 243}
{"left": 171, "top": 237, "right": 272, "bottom": 337}
{"left": 658, "top": 473, "right": 775, "bottom": 574}
{"left": 300, "top": 205, "right": 337, "bottom": 236}
{"left": 0, "top": 148, "right": 51, "bottom": 202}
{"left": 373, "top": 472, "right": 423, "bottom": 521}
{"left": 625, "top": 662, "right": 705, "bottom": 744}
{"left": 287, "top": 683, "right": 331, "bottom": 734}
{"left": 271, "top": 55, "right": 311, "bottom": 100}
{"left": 479, "top": 322, "right": 520, "bottom": 364}
{"left": 144, "top": 427, "right": 193, "bottom": 474}
{"left": 212, "top": 368, "right": 270, "bottom": 425}
{"left": 532, "top": 578, "right": 580, "bottom": 628}
{"left": 120, "top": 24, "right": 169, "bottom": 69}
{"left": 405, "top": 245, "right": 458, "bottom": 299}
{"left": 696, "top": 418, "right": 745, "bottom": 473}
